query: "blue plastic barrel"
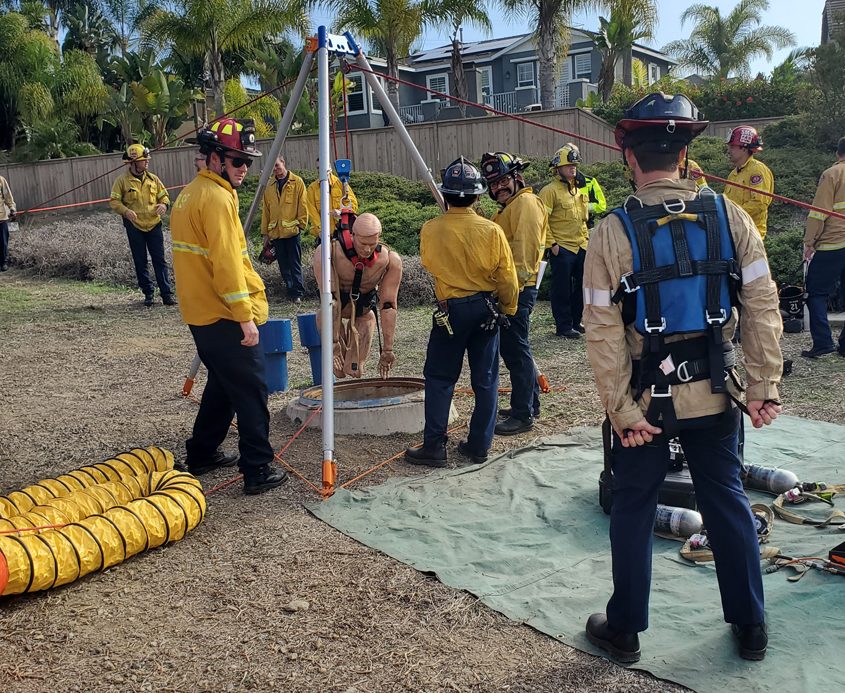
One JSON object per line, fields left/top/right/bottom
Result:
{"left": 258, "top": 318, "right": 291, "bottom": 393}
{"left": 297, "top": 313, "right": 323, "bottom": 385}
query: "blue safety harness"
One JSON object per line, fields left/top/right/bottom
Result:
{"left": 610, "top": 188, "right": 742, "bottom": 434}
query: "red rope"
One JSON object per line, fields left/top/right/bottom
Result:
{"left": 329, "top": 74, "right": 340, "bottom": 163}
{"left": 341, "top": 67, "right": 351, "bottom": 159}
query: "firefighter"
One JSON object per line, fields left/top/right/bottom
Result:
{"left": 539, "top": 145, "right": 590, "bottom": 338}
{"left": 0, "top": 173, "right": 16, "bottom": 272}
{"left": 480, "top": 151, "right": 548, "bottom": 435}
{"left": 170, "top": 118, "right": 287, "bottom": 496}
{"left": 724, "top": 126, "right": 774, "bottom": 239}
{"left": 261, "top": 154, "right": 309, "bottom": 303}
{"left": 109, "top": 144, "right": 176, "bottom": 307}
{"left": 680, "top": 158, "right": 707, "bottom": 188}
{"left": 567, "top": 143, "right": 607, "bottom": 226}
{"left": 582, "top": 93, "right": 783, "bottom": 663}
{"left": 405, "top": 157, "right": 518, "bottom": 467}
{"left": 801, "top": 136, "right": 845, "bottom": 359}
{"left": 306, "top": 161, "right": 359, "bottom": 236}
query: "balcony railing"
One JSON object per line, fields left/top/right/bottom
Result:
{"left": 398, "top": 104, "right": 424, "bottom": 123}
{"left": 484, "top": 91, "right": 518, "bottom": 114}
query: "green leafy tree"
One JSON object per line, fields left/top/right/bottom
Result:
{"left": 498, "top": 0, "right": 597, "bottom": 110}
{"left": 142, "top": 0, "right": 308, "bottom": 116}
{"left": 807, "top": 23, "right": 845, "bottom": 147}
{"left": 331, "top": 0, "right": 433, "bottom": 112}
{"left": 62, "top": 1, "right": 120, "bottom": 67}
{"left": 662, "top": 0, "right": 795, "bottom": 79}
{"left": 102, "top": 81, "right": 146, "bottom": 145}
{"left": 222, "top": 77, "right": 279, "bottom": 138}
{"left": 592, "top": 0, "right": 657, "bottom": 102}
{"left": 131, "top": 68, "right": 202, "bottom": 146}
{"left": 100, "top": 0, "right": 159, "bottom": 56}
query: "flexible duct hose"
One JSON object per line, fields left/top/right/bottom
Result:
{"left": 0, "top": 447, "right": 206, "bottom": 596}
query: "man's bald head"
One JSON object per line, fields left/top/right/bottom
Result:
{"left": 351, "top": 213, "right": 382, "bottom": 258}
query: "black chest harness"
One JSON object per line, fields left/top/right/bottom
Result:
{"left": 610, "top": 192, "right": 744, "bottom": 434}
{"left": 334, "top": 210, "right": 381, "bottom": 302}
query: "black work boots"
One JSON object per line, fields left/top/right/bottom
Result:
{"left": 404, "top": 443, "right": 447, "bottom": 468}
{"left": 732, "top": 623, "right": 768, "bottom": 661}
{"left": 179, "top": 448, "right": 239, "bottom": 475}
{"left": 585, "top": 613, "right": 641, "bottom": 663}
{"left": 243, "top": 464, "right": 289, "bottom": 495}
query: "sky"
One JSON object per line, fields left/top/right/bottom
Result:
{"left": 311, "top": 0, "right": 828, "bottom": 77}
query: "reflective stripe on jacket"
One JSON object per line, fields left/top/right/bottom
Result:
{"left": 306, "top": 173, "right": 359, "bottom": 237}
{"left": 109, "top": 171, "right": 169, "bottom": 231}
{"left": 491, "top": 186, "right": 549, "bottom": 289}
{"left": 170, "top": 170, "right": 268, "bottom": 326}
{"left": 420, "top": 207, "right": 519, "bottom": 315}
{"left": 261, "top": 172, "right": 308, "bottom": 239}
{"left": 724, "top": 156, "right": 774, "bottom": 239}
{"left": 583, "top": 178, "right": 782, "bottom": 434}
{"left": 805, "top": 160, "right": 845, "bottom": 251}
{"left": 538, "top": 178, "right": 589, "bottom": 253}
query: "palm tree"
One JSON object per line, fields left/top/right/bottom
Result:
{"left": 433, "top": 0, "right": 491, "bottom": 117}
{"left": 330, "top": 0, "right": 432, "bottom": 112}
{"left": 100, "top": 0, "right": 160, "bottom": 56}
{"left": 498, "top": 0, "right": 596, "bottom": 110}
{"left": 662, "top": 0, "right": 795, "bottom": 80}
{"left": 591, "top": 0, "right": 656, "bottom": 101}
{"left": 142, "top": 0, "right": 308, "bottom": 115}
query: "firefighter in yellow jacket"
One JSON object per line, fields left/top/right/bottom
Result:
{"left": 539, "top": 145, "right": 590, "bottom": 338}
{"left": 405, "top": 157, "right": 518, "bottom": 467}
{"left": 681, "top": 158, "right": 707, "bottom": 188}
{"left": 261, "top": 154, "right": 308, "bottom": 302}
{"left": 801, "top": 136, "right": 845, "bottom": 359}
{"left": 306, "top": 165, "right": 358, "bottom": 237}
{"left": 110, "top": 144, "right": 176, "bottom": 306}
{"left": 480, "top": 151, "right": 549, "bottom": 435}
{"left": 724, "top": 126, "right": 774, "bottom": 238}
{"left": 582, "top": 93, "right": 783, "bottom": 664}
{"left": 170, "top": 118, "right": 286, "bottom": 496}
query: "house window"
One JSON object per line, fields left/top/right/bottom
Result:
{"left": 649, "top": 63, "right": 660, "bottom": 84}
{"left": 345, "top": 73, "right": 366, "bottom": 115}
{"left": 426, "top": 73, "right": 449, "bottom": 100}
{"left": 478, "top": 66, "right": 492, "bottom": 96}
{"left": 369, "top": 75, "right": 384, "bottom": 113}
{"left": 574, "top": 53, "right": 592, "bottom": 80}
{"left": 517, "top": 62, "right": 535, "bottom": 88}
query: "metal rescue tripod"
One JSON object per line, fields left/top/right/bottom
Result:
{"left": 182, "top": 27, "right": 445, "bottom": 497}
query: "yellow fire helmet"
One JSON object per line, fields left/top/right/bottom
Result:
{"left": 550, "top": 144, "right": 581, "bottom": 169}
{"left": 123, "top": 143, "right": 150, "bottom": 162}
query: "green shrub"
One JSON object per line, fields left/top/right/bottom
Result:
{"left": 364, "top": 199, "right": 440, "bottom": 255}
{"left": 764, "top": 227, "right": 804, "bottom": 287}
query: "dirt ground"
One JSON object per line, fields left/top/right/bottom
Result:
{"left": 1, "top": 272, "right": 843, "bottom": 693}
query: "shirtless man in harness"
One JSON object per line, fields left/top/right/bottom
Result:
{"left": 312, "top": 212, "right": 403, "bottom": 379}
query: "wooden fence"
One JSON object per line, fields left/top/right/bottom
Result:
{"left": 1, "top": 110, "right": 784, "bottom": 216}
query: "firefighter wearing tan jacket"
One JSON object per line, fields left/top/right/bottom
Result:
{"left": 261, "top": 155, "right": 308, "bottom": 301}
{"left": 0, "top": 174, "right": 16, "bottom": 271}
{"left": 481, "top": 151, "right": 548, "bottom": 434}
{"left": 582, "top": 93, "right": 783, "bottom": 666}
{"left": 170, "top": 118, "right": 286, "bottom": 497}
{"left": 801, "top": 137, "right": 845, "bottom": 359}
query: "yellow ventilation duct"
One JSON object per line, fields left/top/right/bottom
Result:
{"left": 0, "top": 447, "right": 206, "bottom": 596}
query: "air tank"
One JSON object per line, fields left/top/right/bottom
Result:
{"left": 741, "top": 464, "right": 799, "bottom": 494}
{"left": 654, "top": 504, "right": 704, "bottom": 538}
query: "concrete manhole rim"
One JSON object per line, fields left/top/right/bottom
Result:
{"left": 297, "top": 376, "right": 426, "bottom": 410}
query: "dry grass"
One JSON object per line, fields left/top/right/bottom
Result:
{"left": 1, "top": 260, "right": 842, "bottom": 692}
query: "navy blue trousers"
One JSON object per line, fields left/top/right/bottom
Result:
{"left": 272, "top": 234, "right": 304, "bottom": 299}
{"left": 0, "top": 220, "right": 8, "bottom": 265}
{"left": 606, "top": 408, "right": 764, "bottom": 633}
{"left": 423, "top": 294, "right": 499, "bottom": 455}
{"left": 806, "top": 247, "right": 845, "bottom": 351}
{"left": 124, "top": 220, "right": 174, "bottom": 299}
{"left": 499, "top": 286, "right": 540, "bottom": 420}
{"left": 187, "top": 320, "right": 274, "bottom": 472}
{"left": 549, "top": 247, "right": 585, "bottom": 333}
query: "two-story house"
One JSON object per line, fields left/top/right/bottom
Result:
{"left": 339, "top": 30, "right": 676, "bottom": 129}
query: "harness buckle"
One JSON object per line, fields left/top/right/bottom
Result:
{"left": 663, "top": 199, "right": 686, "bottom": 215}
{"left": 619, "top": 272, "right": 639, "bottom": 294}
{"left": 706, "top": 308, "right": 727, "bottom": 325}
{"left": 676, "top": 361, "right": 693, "bottom": 383}
{"left": 650, "top": 384, "right": 672, "bottom": 398}
{"left": 644, "top": 317, "right": 666, "bottom": 334}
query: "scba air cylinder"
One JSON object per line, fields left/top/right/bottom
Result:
{"left": 741, "top": 464, "right": 799, "bottom": 494}
{"left": 654, "top": 504, "right": 704, "bottom": 538}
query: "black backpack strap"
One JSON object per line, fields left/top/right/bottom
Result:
{"left": 699, "top": 192, "right": 728, "bottom": 394}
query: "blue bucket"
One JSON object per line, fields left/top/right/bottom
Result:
{"left": 258, "top": 319, "right": 292, "bottom": 393}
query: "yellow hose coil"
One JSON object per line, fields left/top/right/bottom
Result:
{"left": 0, "top": 447, "right": 206, "bottom": 596}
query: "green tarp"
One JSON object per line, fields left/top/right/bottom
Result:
{"left": 310, "top": 416, "right": 845, "bottom": 692}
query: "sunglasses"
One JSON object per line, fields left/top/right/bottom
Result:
{"left": 226, "top": 155, "right": 253, "bottom": 169}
